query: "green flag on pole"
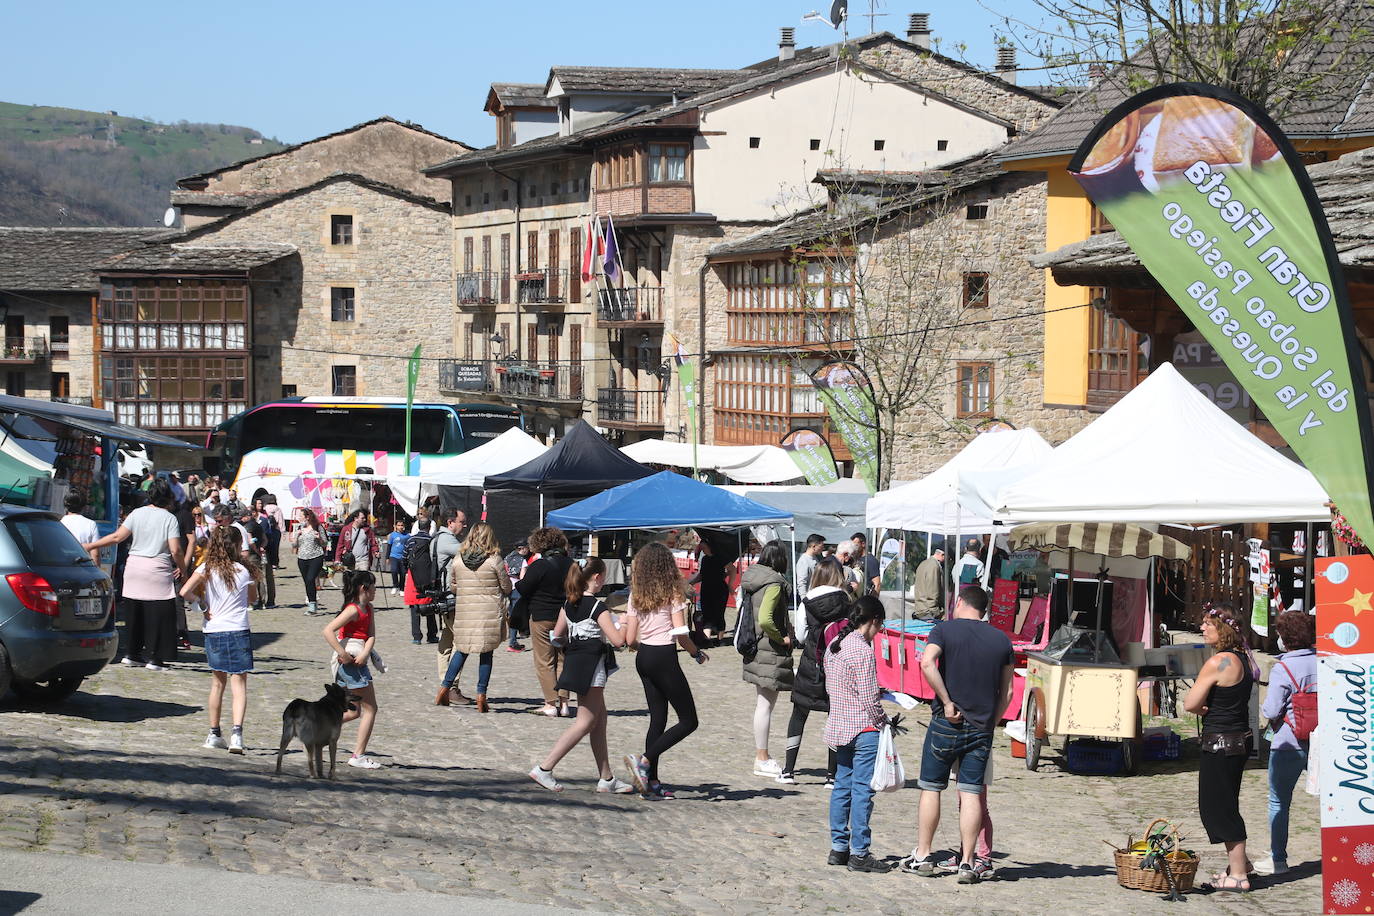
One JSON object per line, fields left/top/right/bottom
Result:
{"left": 404, "top": 344, "right": 422, "bottom": 475}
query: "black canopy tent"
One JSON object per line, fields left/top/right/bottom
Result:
{"left": 483, "top": 420, "right": 654, "bottom": 525}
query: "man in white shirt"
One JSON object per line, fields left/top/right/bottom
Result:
{"left": 794, "top": 533, "right": 826, "bottom": 596}
{"left": 61, "top": 493, "right": 101, "bottom": 563}
{"left": 951, "top": 538, "right": 986, "bottom": 588}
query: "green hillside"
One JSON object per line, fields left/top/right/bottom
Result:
{"left": 0, "top": 102, "right": 286, "bottom": 227}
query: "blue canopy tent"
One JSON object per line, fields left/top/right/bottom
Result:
{"left": 547, "top": 471, "right": 793, "bottom": 531}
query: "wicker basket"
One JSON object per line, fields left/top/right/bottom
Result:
{"left": 1111, "top": 819, "right": 1200, "bottom": 893}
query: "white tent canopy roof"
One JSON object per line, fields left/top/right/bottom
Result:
{"left": 390, "top": 428, "right": 548, "bottom": 514}
{"left": 865, "top": 428, "right": 1053, "bottom": 533}
{"left": 967, "top": 363, "right": 1330, "bottom": 525}
{"left": 620, "top": 439, "right": 802, "bottom": 484}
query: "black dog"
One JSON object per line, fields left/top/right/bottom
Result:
{"left": 274, "top": 683, "right": 353, "bottom": 779}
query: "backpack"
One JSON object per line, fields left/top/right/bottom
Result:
{"left": 1277, "top": 659, "right": 1318, "bottom": 741}
{"left": 733, "top": 588, "right": 760, "bottom": 662}
{"left": 406, "top": 531, "right": 436, "bottom": 593}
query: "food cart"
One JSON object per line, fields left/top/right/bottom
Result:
{"left": 1015, "top": 522, "right": 1193, "bottom": 775}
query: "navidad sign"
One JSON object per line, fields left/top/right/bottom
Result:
{"left": 1069, "top": 84, "right": 1374, "bottom": 550}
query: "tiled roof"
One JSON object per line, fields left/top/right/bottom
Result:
{"left": 176, "top": 116, "right": 471, "bottom": 188}
{"left": 545, "top": 66, "right": 748, "bottom": 96}
{"left": 710, "top": 155, "right": 1006, "bottom": 257}
{"left": 101, "top": 242, "right": 296, "bottom": 274}
{"left": 1034, "top": 145, "right": 1374, "bottom": 282}
{"left": 1002, "top": 21, "right": 1374, "bottom": 163}
{"left": 0, "top": 227, "right": 173, "bottom": 291}
{"left": 488, "top": 83, "right": 555, "bottom": 108}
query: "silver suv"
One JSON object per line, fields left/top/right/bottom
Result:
{"left": 0, "top": 507, "right": 115, "bottom": 702}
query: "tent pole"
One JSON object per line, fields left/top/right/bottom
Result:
{"left": 951, "top": 504, "right": 962, "bottom": 613}
{"left": 1303, "top": 521, "right": 1315, "bottom": 613}
{"left": 539, "top": 492, "right": 545, "bottom": 527}
{"left": 790, "top": 523, "right": 798, "bottom": 619}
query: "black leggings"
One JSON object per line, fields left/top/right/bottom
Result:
{"left": 124, "top": 597, "right": 176, "bottom": 665}
{"left": 298, "top": 555, "right": 325, "bottom": 604}
{"left": 783, "top": 704, "right": 837, "bottom": 778}
{"left": 636, "top": 643, "right": 699, "bottom": 783}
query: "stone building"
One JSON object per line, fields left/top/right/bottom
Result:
{"left": 706, "top": 156, "right": 1094, "bottom": 483}
{"left": 172, "top": 117, "right": 470, "bottom": 228}
{"left": 0, "top": 227, "right": 168, "bottom": 405}
{"left": 424, "top": 22, "right": 1060, "bottom": 446}
{"left": 97, "top": 174, "right": 454, "bottom": 437}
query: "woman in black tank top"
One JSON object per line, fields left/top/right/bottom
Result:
{"left": 1184, "top": 604, "right": 1258, "bottom": 892}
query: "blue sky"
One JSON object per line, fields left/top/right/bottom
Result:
{"left": 3, "top": 0, "right": 1041, "bottom": 146}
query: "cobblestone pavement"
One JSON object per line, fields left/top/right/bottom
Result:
{"left": 0, "top": 566, "right": 1320, "bottom": 914}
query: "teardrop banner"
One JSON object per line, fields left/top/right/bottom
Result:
{"left": 810, "top": 360, "right": 881, "bottom": 495}
{"left": 1069, "top": 83, "right": 1374, "bottom": 551}
{"left": 779, "top": 427, "right": 840, "bottom": 486}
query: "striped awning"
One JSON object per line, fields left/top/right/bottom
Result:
{"left": 1007, "top": 522, "right": 1192, "bottom": 561}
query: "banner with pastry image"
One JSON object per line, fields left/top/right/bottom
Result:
{"left": 1070, "top": 84, "right": 1374, "bottom": 553}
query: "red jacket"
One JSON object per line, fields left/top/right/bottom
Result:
{"left": 335, "top": 521, "right": 378, "bottom": 563}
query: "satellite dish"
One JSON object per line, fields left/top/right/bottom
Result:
{"left": 162, "top": 206, "right": 181, "bottom": 228}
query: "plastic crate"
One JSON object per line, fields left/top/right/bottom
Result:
{"left": 1142, "top": 730, "right": 1182, "bottom": 761}
{"left": 1065, "top": 739, "right": 1125, "bottom": 775}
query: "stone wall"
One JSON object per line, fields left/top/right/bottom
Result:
{"left": 198, "top": 120, "right": 467, "bottom": 202}
{"left": 4, "top": 292, "right": 95, "bottom": 403}
{"left": 188, "top": 181, "right": 454, "bottom": 403}
{"left": 858, "top": 44, "right": 1060, "bottom": 134}
{"left": 862, "top": 171, "right": 1094, "bottom": 481}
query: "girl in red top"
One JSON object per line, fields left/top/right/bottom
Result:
{"left": 323, "top": 570, "right": 382, "bottom": 769}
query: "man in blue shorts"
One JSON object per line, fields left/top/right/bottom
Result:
{"left": 904, "top": 585, "right": 1013, "bottom": 883}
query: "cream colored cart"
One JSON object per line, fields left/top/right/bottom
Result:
{"left": 1009, "top": 521, "right": 1194, "bottom": 777}
{"left": 1023, "top": 651, "right": 1140, "bottom": 773}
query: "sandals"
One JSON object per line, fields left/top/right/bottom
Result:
{"left": 1208, "top": 873, "right": 1251, "bottom": 893}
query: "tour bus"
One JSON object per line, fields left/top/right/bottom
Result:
{"left": 204, "top": 398, "right": 522, "bottom": 515}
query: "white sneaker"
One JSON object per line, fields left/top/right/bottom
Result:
{"left": 203, "top": 732, "right": 227, "bottom": 750}
{"left": 1252, "top": 856, "right": 1288, "bottom": 876}
{"left": 347, "top": 755, "right": 381, "bottom": 769}
{"left": 228, "top": 731, "right": 244, "bottom": 755}
{"left": 120, "top": 657, "right": 139, "bottom": 667}
{"left": 145, "top": 662, "right": 166, "bottom": 671}
{"left": 775, "top": 771, "right": 797, "bottom": 785}
{"left": 597, "top": 776, "right": 634, "bottom": 794}
{"left": 753, "top": 758, "right": 783, "bottom": 778}
{"left": 530, "top": 766, "right": 563, "bottom": 791}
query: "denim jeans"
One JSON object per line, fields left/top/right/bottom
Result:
{"left": 830, "top": 729, "right": 880, "bottom": 855}
{"left": 917, "top": 714, "right": 992, "bottom": 793}
{"left": 1268, "top": 745, "right": 1309, "bottom": 863}
{"left": 442, "top": 649, "right": 493, "bottom": 695}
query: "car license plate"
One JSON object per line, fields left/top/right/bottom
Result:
{"left": 74, "top": 597, "right": 105, "bottom": 618}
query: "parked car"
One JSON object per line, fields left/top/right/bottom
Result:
{"left": 0, "top": 507, "right": 115, "bottom": 702}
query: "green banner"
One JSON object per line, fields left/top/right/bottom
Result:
{"left": 1071, "top": 85, "right": 1374, "bottom": 547}
{"left": 679, "top": 357, "right": 698, "bottom": 477}
{"left": 404, "top": 344, "right": 422, "bottom": 475}
{"left": 811, "top": 360, "right": 880, "bottom": 495}
{"left": 779, "top": 428, "right": 840, "bottom": 486}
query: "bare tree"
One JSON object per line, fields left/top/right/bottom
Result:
{"left": 784, "top": 168, "right": 991, "bottom": 489}
{"left": 989, "top": 0, "right": 1374, "bottom": 119}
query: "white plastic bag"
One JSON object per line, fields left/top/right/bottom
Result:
{"left": 870, "top": 723, "right": 906, "bottom": 793}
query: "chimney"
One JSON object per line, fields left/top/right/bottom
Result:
{"left": 907, "top": 13, "right": 931, "bottom": 49}
{"left": 1087, "top": 63, "right": 1107, "bottom": 82}
{"left": 779, "top": 26, "right": 796, "bottom": 61}
{"left": 995, "top": 45, "right": 1017, "bottom": 84}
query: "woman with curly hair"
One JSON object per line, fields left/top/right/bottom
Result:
{"left": 622, "top": 541, "right": 709, "bottom": 798}
{"left": 1185, "top": 603, "right": 1260, "bottom": 892}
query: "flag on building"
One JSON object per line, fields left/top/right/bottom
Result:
{"left": 603, "top": 215, "right": 622, "bottom": 284}
{"left": 581, "top": 216, "right": 597, "bottom": 283}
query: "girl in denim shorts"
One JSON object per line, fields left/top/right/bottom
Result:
{"left": 181, "top": 525, "right": 257, "bottom": 754}
{"left": 323, "top": 570, "right": 382, "bottom": 769}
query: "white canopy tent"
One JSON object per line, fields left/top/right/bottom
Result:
{"left": 390, "top": 428, "right": 548, "bottom": 515}
{"left": 865, "top": 427, "right": 1053, "bottom": 534}
{"left": 619, "top": 439, "right": 803, "bottom": 484}
{"left": 961, "top": 363, "right": 1331, "bottom": 526}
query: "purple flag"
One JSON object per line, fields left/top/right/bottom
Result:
{"left": 602, "top": 215, "right": 621, "bottom": 284}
